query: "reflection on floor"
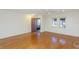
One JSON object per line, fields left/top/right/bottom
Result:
{"left": 0, "top": 32, "right": 79, "bottom": 49}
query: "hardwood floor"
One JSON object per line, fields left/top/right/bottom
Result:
{"left": 0, "top": 32, "right": 79, "bottom": 49}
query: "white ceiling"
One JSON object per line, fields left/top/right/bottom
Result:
{"left": 0, "top": 9, "right": 79, "bottom": 14}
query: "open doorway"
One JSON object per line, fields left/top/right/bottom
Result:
{"left": 31, "top": 17, "right": 41, "bottom": 32}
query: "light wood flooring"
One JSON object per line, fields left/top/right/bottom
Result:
{"left": 0, "top": 32, "right": 79, "bottom": 49}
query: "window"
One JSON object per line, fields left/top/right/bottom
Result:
{"left": 59, "top": 18, "right": 66, "bottom": 28}
{"left": 52, "top": 18, "right": 58, "bottom": 27}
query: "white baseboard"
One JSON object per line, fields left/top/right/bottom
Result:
{"left": 45, "top": 31, "right": 79, "bottom": 38}
{"left": 0, "top": 32, "right": 27, "bottom": 39}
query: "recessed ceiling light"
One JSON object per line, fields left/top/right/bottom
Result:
{"left": 62, "top": 10, "right": 65, "bottom": 12}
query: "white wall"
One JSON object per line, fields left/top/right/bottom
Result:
{"left": 0, "top": 11, "right": 45, "bottom": 39}
{"left": 0, "top": 12, "right": 27, "bottom": 39}
{"left": 0, "top": 10, "right": 79, "bottom": 39}
{"left": 44, "top": 11, "right": 79, "bottom": 37}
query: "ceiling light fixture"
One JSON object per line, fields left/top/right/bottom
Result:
{"left": 62, "top": 10, "right": 65, "bottom": 12}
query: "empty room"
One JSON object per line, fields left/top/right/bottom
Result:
{"left": 0, "top": 9, "right": 79, "bottom": 49}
